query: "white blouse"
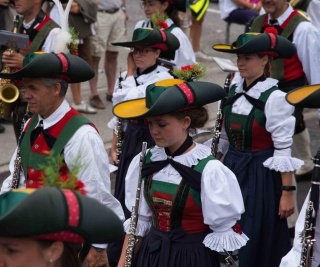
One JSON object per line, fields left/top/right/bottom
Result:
{"left": 217, "top": 77, "right": 303, "bottom": 172}
{"left": 135, "top": 18, "right": 196, "bottom": 69}
{"left": 124, "top": 143, "right": 249, "bottom": 252}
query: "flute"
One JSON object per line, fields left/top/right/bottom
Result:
{"left": 124, "top": 142, "right": 148, "bottom": 267}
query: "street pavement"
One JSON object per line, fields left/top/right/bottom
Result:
{"left": 1, "top": 2, "right": 319, "bottom": 210}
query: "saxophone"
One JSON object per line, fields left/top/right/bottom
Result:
{"left": 211, "top": 73, "right": 232, "bottom": 156}
{"left": 124, "top": 142, "right": 148, "bottom": 267}
{"left": 0, "top": 15, "right": 20, "bottom": 120}
{"left": 299, "top": 150, "right": 320, "bottom": 267}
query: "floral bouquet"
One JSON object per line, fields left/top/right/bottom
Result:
{"left": 150, "top": 11, "right": 169, "bottom": 30}
{"left": 38, "top": 154, "right": 86, "bottom": 195}
{"left": 172, "top": 63, "right": 207, "bottom": 81}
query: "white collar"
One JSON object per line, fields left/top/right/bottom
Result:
{"left": 268, "top": 4, "right": 293, "bottom": 25}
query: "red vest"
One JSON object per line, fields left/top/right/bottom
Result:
{"left": 20, "top": 108, "right": 92, "bottom": 188}
{"left": 250, "top": 11, "right": 308, "bottom": 84}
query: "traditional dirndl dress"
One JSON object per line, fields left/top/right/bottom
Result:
{"left": 221, "top": 80, "right": 300, "bottom": 267}
{"left": 124, "top": 144, "right": 248, "bottom": 267}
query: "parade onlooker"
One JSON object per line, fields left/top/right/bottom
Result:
{"left": 213, "top": 32, "right": 303, "bottom": 267}
{"left": 0, "top": 187, "right": 124, "bottom": 267}
{"left": 0, "top": 52, "right": 125, "bottom": 266}
{"left": 189, "top": 0, "right": 213, "bottom": 61}
{"left": 89, "top": 0, "right": 127, "bottom": 103}
{"left": 107, "top": 27, "right": 179, "bottom": 266}
{"left": 136, "top": 0, "right": 195, "bottom": 68}
{"left": 114, "top": 79, "right": 248, "bottom": 267}
{"left": 219, "top": 0, "right": 260, "bottom": 32}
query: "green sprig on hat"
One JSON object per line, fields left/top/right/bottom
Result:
{"left": 172, "top": 63, "right": 207, "bottom": 81}
{"left": 38, "top": 154, "right": 86, "bottom": 195}
{"left": 150, "top": 11, "right": 169, "bottom": 29}
{"left": 67, "top": 27, "right": 79, "bottom": 55}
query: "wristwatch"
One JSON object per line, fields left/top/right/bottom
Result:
{"left": 91, "top": 246, "right": 105, "bottom": 252}
{"left": 281, "top": 185, "right": 296, "bottom": 191}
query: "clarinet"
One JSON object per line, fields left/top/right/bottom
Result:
{"left": 211, "top": 73, "right": 232, "bottom": 156}
{"left": 124, "top": 142, "right": 148, "bottom": 267}
{"left": 115, "top": 70, "right": 123, "bottom": 161}
{"left": 299, "top": 150, "right": 320, "bottom": 267}
{"left": 11, "top": 110, "right": 29, "bottom": 189}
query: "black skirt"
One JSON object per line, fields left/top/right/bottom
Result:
{"left": 223, "top": 146, "right": 291, "bottom": 267}
{"left": 137, "top": 227, "right": 220, "bottom": 267}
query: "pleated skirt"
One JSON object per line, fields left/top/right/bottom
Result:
{"left": 223, "top": 146, "right": 291, "bottom": 267}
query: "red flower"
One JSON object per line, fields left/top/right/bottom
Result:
{"left": 75, "top": 180, "right": 87, "bottom": 195}
{"left": 60, "top": 174, "right": 69, "bottom": 182}
{"left": 264, "top": 26, "right": 279, "bottom": 35}
{"left": 157, "top": 20, "right": 168, "bottom": 29}
{"left": 181, "top": 65, "right": 193, "bottom": 71}
{"left": 232, "top": 223, "right": 243, "bottom": 234}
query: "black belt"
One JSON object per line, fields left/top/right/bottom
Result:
{"left": 98, "top": 8, "right": 119, "bottom": 14}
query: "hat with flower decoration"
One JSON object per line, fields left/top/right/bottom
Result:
{"left": 0, "top": 52, "right": 95, "bottom": 83}
{"left": 112, "top": 27, "right": 180, "bottom": 60}
{"left": 212, "top": 32, "right": 296, "bottom": 59}
{"left": 113, "top": 78, "right": 226, "bottom": 119}
{"left": 286, "top": 84, "right": 320, "bottom": 108}
{"left": 0, "top": 187, "right": 124, "bottom": 243}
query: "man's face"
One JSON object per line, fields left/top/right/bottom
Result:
{"left": 22, "top": 78, "right": 61, "bottom": 119}
{"left": 14, "top": 0, "right": 40, "bottom": 17}
{"left": 261, "top": 0, "right": 288, "bottom": 18}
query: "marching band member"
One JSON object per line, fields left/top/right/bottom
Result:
{"left": 212, "top": 32, "right": 303, "bottom": 267}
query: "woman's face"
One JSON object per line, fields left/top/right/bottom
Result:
{"left": 132, "top": 46, "right": 161, "bottom": 72}
{"left": 0, "top": 237, "right": 59, "bottom": 267}
{"left": 140, "top": 0, "right": 169, "bottom": 18}
{"left": 148, "top": 114, "right": 191, "bottom": 154}
{"left": 237, "top": 53, "right": 268, "bottom": 85}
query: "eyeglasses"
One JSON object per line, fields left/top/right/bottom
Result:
{"left": 139, "top": 0, "right": 161, "bottom": 9}
{"left": 131, "top": 47, "right": 157, "bottom": 56}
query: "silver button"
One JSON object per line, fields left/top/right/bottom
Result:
{"left": 30, "top": 168, "right": 34, "bottom": 173}
{"left": 29, "top": 180, "right": 33, "bottom": 185}
{"left": 34, "top": 144, "right": 39, "bottom": 149}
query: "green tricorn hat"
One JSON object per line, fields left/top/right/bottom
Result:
{"left": 0, "top": 187, "right": 124, "bottom": 243}
{"left": 112, "top": 27, "right": 180, "bottom": 60}
{"left": 0, "top": 52, "right": 95, "bottom": 83}
{"left": 286, "top": 84, "right": 320, "bottom": 108}
{"left": 212, "top": 33, "right": 296, "bottom": 58}
{"left": 113, "top": 78, "right": 226, "bottom": 119}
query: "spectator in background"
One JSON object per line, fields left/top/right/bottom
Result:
{"left": 89, "top": 0, "right": 127, "bottom": 104}
{"left": 219, "top": 0, "right": 261, "bottom": 33}
{"left": 45, "top": 0, "right": 98, "bottom": 113}
{"left": 189, "top": 0, "right": 214, "bottom": 62}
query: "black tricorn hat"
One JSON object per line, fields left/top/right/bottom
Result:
{"left": 0, "top": 52, "right": 95, "bottom": 83}
{"left": 286, "top": 84, "right": 320, "bottom": 108}
{"left": 113, "top": 78, "right": 226, "bottom": 119}
{"left": 0, "top": 187, "right": 124, "bottom": 243}
{"left": 112, "top": 27, "right": 180, "bottom": 60}
{"left": 212, "top": 32, "right": 296, "bottom": 59}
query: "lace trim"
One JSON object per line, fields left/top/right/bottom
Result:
{"left": 203, "top": 229, "right": 249, "bottom": 252}
{"left": 263, "top": 156, "right": 304, "bottom": 172}
{"left": 149, "top": 143, "right": 212, "bottom": 175}
{"left": 123, "top": 218, "right": 151, "bottom": 237}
